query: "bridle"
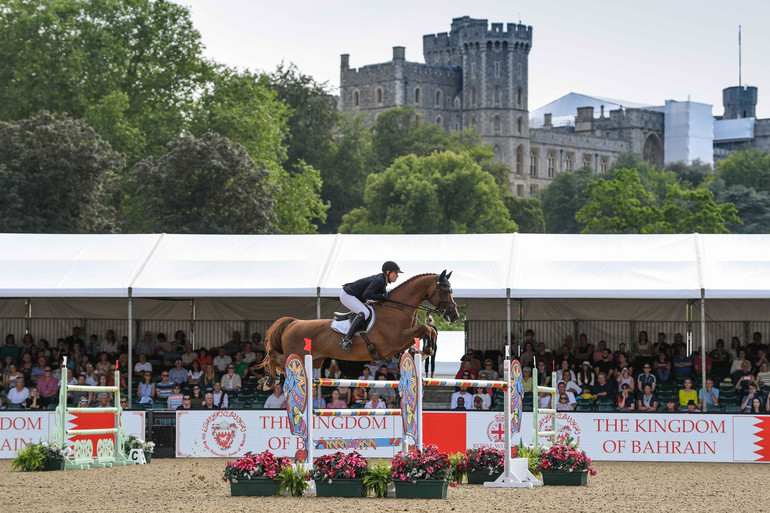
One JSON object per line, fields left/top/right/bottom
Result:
{"left": 378, "top": 275, "right": 457, "bottom": 321}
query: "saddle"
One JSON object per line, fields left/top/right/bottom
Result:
{"left": 330, "top": 306, "right": 375, "bottom": 335}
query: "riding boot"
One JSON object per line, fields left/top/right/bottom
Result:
{"left": 341, "top": 312, "right": 366, "bottom": 352}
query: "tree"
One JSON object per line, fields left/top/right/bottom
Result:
{"left": 660, "top": 184, "right": 739, "bottom": 234}
{"left": 708, "top": 180, "right": 770, "bottom": 233}
{"left": 0, "top": 0, "right": 208, "bottom": 160}
{"left": 504, "top": 195, "right": 546, "bottom": 233}
{"left": 370, "top": 106, "right": 450, "bottom": 170}
{"left": 340, "top": 152, "right": 517, "bottom": 234}
{"left": 130, "top": 132, "right": 277, "bottom": 234}
{"left": 576, "top": 168, "right": 660, "bottom": 233}
{"left": 0, "top": 112, "right": 122, "bottom": 232}
{"left": 540, "top": 167, "right": 594, "bottom": 233}
{"left": 717, "top": 149, "right": 770, "bottom": 192}
{"left": 271, "top": 161, "right": 328, "bottom": 234}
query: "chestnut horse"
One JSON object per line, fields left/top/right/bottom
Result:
{"left": 259, "top": 271, "right": 459, "bottom": 386}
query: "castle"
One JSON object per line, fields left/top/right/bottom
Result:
{"left": 339, "top": 16, "right": 770, "bottom": 197}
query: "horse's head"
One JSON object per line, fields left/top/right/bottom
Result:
{"left": 428, "top": 270, "right": 459, "bottom": 323}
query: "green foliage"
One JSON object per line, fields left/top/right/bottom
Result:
{"left": 540, "top": 167, "right": 594, "bottom": 233}
{"left": 515, "top": 441, "right": 541, "bottom": 477}
{"left": 448, "top": 452, "right": 465, "bottom": 484}
{"left": 709, "top": 180, "right": 770, "bottom": 233}
{"left": 503, "top": 194, "right": 546, "bottom": 233}
{"left": 577, "top": 168, "right": 660, "bottom": 233}
{"left": 271, "top": 162, "right": 328, "bottom": 234}
{"left": 340, "top": 152, "right": 517, "bottom": 234}
{"left": 666, "top": 159, "right": 713, "bottom": 188}
{"left": 0, "top": 112, "right": 122, "bottom": 233}
{"left": 11, "top": 443, "right": 46, "bottom": 472}
{"left": 363, "top": 460, "right": 392, "bottom": 498}
{"left": 371, "top": 107, "right": 450, "bottom": 171}
{"left": 129, "top": 132, "right": 277, "bottom": 234}
{"left": 717, "top": 149, "right": 770, "bottom": 192}
{"left": 278, "top": 464, "right": 311, "bottom": 496}
{"left": 660, "top": 184, "right": 740, "bottom": 233}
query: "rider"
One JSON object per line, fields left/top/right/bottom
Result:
{"left": 339, "top": 261, "right": 402, "bottom": 352}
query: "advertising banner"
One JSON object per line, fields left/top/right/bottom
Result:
{"left": 0, "top": 410, "right": 146, "bottom": 458}
{"left": 176, "top": 409, "right": 402, "bottom": 458}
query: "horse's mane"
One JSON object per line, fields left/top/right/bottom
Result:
{"left": 390, "top": 273, "right": 436, "bottom": 294}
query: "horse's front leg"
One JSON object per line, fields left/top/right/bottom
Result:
{"left": 398, "top": 324, "right": 436, "bottom": 350}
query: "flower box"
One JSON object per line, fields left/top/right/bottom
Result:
{"left": 393, "top": 479, "right": 448, "bottom": 499}
{"left": 314, "top": 477, "right": 365, "bottom": 497}
{"left": 466, "top": 469, "right": 502, "bottom": 484}
{"left": 43, "top": 458, "right": 65, "bottom": 472}
{"left": 540, "top": 469, "right": 588, "bottom": 486}
{"left": 144, "top": 451, "right": 152, "bottom": 464}
{"left": 229, "top": 477, "right": 282, "bottom": 496}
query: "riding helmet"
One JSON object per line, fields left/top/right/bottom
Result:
{"left": 382, "top": 261, "right": 403, "bottom": 273}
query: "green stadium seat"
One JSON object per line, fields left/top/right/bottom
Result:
{"left": 575, "top": 404, "right": 592, "bottom": 412}
{"left": 723, "top": 404, "right": 741, "bottom": 413}
{"left": 596, "top": 404, "right": 614, "bottom": 412}
{"left": 706, "top": 404, "right": 722, "bottom": 413}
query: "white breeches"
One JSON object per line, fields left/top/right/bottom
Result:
{"left": 340, "top": 290, "right": 370, "bottom": 319}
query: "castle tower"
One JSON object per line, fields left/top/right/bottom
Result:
{"left": 723, "top": 85, "right": 758, "bottom": 119}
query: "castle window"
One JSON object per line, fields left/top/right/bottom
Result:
{"left": 494, "top": 87, "right": 500, "bottom": 106}
{"left": 436, "top": 116, "right": 443, "bottom": 126}
{"left": 414, "top": 87, "right": 421, "bottom": 105}
{"left": 493, "top": 115, "right": 501, "bottom": 134}
{"left": 530, "top": 150, "right": 538, "bottom": 177}
{"left": 565, "top": 153, "right": 573, "bottom": 171}
{"left": 494, "top": 61, "right": 500, "bottom": 78}
{"left": 517, "top": 117, "right": 522, "bottom": 134}
{"left": 600, "top": 157, "right": 609, "bottom": 173}
{"left": 471, "top": 87, "right": 476, "bottom": 106}
{"left": 470, "top": 116, "right": 477, "bottom": 132}
{"left": 517, "top": 184, "right": 524, "bottom": 197}
{"left": 530, "top": 184, "right": 538, "bottom": 196}
{"left": 516, "top": 146, "right": 524, "bottom": 175}
{"left": 547, "top": 153, "right": 555, "bottom": 178}
{"left": 493, "top": 145, "right": 502, "bottom": 163}
{"left": 517, "top": 87, "right": 522, "bottom": 107}
{"left": 583, "top": 154, "right": 591, "bottom": 168}
{"left": 353, "top": 91, "right": 359, "bottom": 108}
{"left": 376, "top": 87, "right": 383, "bottom": 105}
{"left": 435, "top": 90, "right": 442, "bottom": 107}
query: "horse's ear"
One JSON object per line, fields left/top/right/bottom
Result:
{"left": 447, "top": 271, "right": 452, "bottom": 279}
{"left": 439, "top": 270, "right": 446, "bottom": 280}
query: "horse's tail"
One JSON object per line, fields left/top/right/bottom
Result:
{"left": 259, "top": 316, "right": 295, "bottom": 370}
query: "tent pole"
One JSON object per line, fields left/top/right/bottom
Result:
{"left": 506, "top": 289, "right": 511, "bottom": 358}
{"left": 518, "top": 299, "right": 524, "bottom": 357}
{"left": 24, "top": 298, "right": 31, "bottom": 335}
{"left": 317, "top": 287, "right": 321, "bottom": 320}
{"left": 701, "top": 290, "right": 707, "bottom": 406}
{"left": 190, "top": 299, "right": 196, "bottom": 350}
{"left": 127, "top": 288, "right": 133, "bottom": 405}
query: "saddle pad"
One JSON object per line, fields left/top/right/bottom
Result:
{"left": 330, "top": 307, "right": 375, "bottom": 335}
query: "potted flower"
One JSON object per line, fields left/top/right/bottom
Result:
{"left": 40, "top": 441, "right": 69, "bottom": 471}
{"left": 311, "top": 451, "right": 368, "bottom": 497}
{"left": 223, "top": 450, "right": 291, "bottom": 496}
{"left": 125, "top": 435, "right": 155, "bottom": 463}
{"left": 537, "top": 443, "right": 597, "bottom": 486}
{"left": 390, "top": 444, "right": 454, "bottom": 499}
{"left": 458, "top": 447, "right": 505, "bottom": 484}
{"left": 11, "top": 441, "right": 70, "bottom": 472}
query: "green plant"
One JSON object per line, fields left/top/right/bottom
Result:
{"left": 516, "top": 441, "right": 541, "bottom": 477}
{"left": 311, "top": 451, "right": 367, "bottom": 481}
{"left": 278, "top": 464, "right": 311, "bottom": 496}
{"left": 458, "top": 447, "right": 505, "bottom": 475}
{"left": 125, "top": 435, "right": 155, "bottom": 454}
{"left": 538, "top": 443, "right": 596, "bottom": 475}
{"left": 447, "top": 452, "right": 465, "bottom": 484}
{"left": 363, "top": 460, "right": 392, "bottom": 498}
{"left": 11, "top": 443, "right": 46, "bottom": 472}
{"left": 223, "top": 450, "right": 291, "bottom": 483}
{"left": 391, "top": 444, "right": 454, "bottom": 484}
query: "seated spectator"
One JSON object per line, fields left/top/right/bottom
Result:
{"left": 519, "top": 342, "right": 536, "bottom": 367}
{"left": 364, "top": 360, "right": 380, "bottom": 376}
{"left": 462, "top": 347, "right": 482, "bottom": 373}
{"left": 71, "top": 375, "right": 90, "bottom": 405}
{"left": 155, "top": 371, "right": 174, "bottom": 400}
{"left": 555, "top": 344, "right": 576, "bottom": 373}
{"left": 77, "top": 395, "right": 90, "bottom": 409}
{"left": 454, "top": 396, "right": 467, "bottom": 410}
{"left": 576, "top": 361, "right": 595, "bottom": 389}
{"left": 181, "top": 343, "right": 197, "bottom": 366}
{"left": 451, "top": 385, "right": 472, "bottom": 410}
{"left": 472, "top": 396, "right": 485, "bottom": 410}
{"left": 686, "top": 399, "right": 700, "bottom": 413}
{"left": 615, "top": 367, "right": 635, "bottom": 393}
{"left": 200, "top": 363, "right": 218, "bottom": 393}
{"left": 242, "top": 342, "right": 257, "bottom": 364}
{"left": 91, "top": 374, "right": 110, "bottom": 405}
{"left": 137, "top": 372, "right": 155, "bottom": 405}
{"left": 710, "top": 338, "right": 730, "bottom": 375}
{"left": 211, "top": 382, "right": 229, "bottom": 408}
{"left": 756, "top": 361, "right": 770, "bottom": 387}
{"left": 133, "top": 353, "right": 152, "bottom": 378}
{"left": 327, "top": 389, "right": 347, "bottom": 408}
{"left": 692, "top": 349, "right": 712, "bottom": 376}
{"left": 592, "top": 340, "right": 609, "bottom": 364}
{"left": 83, "top": 362, "right": 99, "bottom": 386}
{"left": 663, "top": 398, "right": 678, "bottom": 412}
{"left": 556, "top": 381, "right": 576, "bottom": 409}
{"left": 251, "top": 332, "right": 265, "bottom": 352}
{"left": 535, "top": 360, "right": 551, "bottom": 388}
{"left": 573, "top": 333, "right": 593, "bottom": 364}
{"left": 375, "top": 364, "right": 395, "bottom": 381}
{"left": 591, "top": 372, "right": 614, "bottom": 402}
{"left": 521, "top": 366, "right": 533, "bottom": 394}
{"left": 189, "top": 385, "right": 205, "bottom": 408}
{"left": 194, "top": 348, "right": 212, "bottom": 368}
{"left": 37, "top": 365, "right": 59, "bottom": 407}
{"left": 324, "top": 359, "right": 342, "bottom": 379}
{"left": 336, "top": 383, "right": 352, "bottom": 405}
{"left": 556, "top": 394, "right": 573, "bottom": 411}
{"left": 358, "top": 367, "right": 373, "bottom": 381}
{"left": 312, "top": 388, "right": 326, "bottom": 409}
{"left": 221, "top": 364, "right": 242, "bottom": 393}
{"left": 223, "top": 331, "right": 244, "bottom": 355}
{"left": 617, "top": 384, "right": 635, "bottom": 411}
{"left": 636, "top": 363, "right": 657, "bottom": 394}
{"left": 30, "top": 355, "right": 47, "bottom": 383}
{"left": 212, "top": 347, "right": 232, "bottom": 374}
{"left": 385, "top": 356, "right": 400, "bottom": 377}
{"left": 187, "top": 360, "right": 204, "bottom": 385}
{"left": 538, "top": 391, "right": 551, "bottom": 409}
{"left": 594, "top": 348, "right": 615, "bottom": 381}
{"left": 199, "top": 393, "right": 218, "bottom": 410}
{"left": 637, "top": 383, "right": 658, "bottom": 412}
{"left": 376, "top": 375, "right": 397, "bottom": 407}
{"left": 167, "top": 384, "right": 184, "bottom": 409}
{"left": 456, "top": 357, "right": 478, "bottom": 380}
{"left": 351, "top": 385, "right": 368, "bottom": 405}
{"left": 478, "top": 359, "right": 499, "bottom": 380}
{"left": 153, "top": 333, "right": 171, "bottom": 358}
{"left": 232, "top": 352, "right": 249, "bottom": 378}
{"left": 135, "top": 331, "right": 154, "bottom": 358}
{"left": 365, "top": 392, "right": 387, "bottom": 409}
{"left": 698, "top": 379, "right": 720, "bottom": 410}
{"left": 163, "top": 341, "right": 182, "bottom": 367}
{"left": 733, "top": 361, "right": 755, "bottom": 394}
{"left": 678, "top": 378, "right": 698, "bottom": 408}
{"left": 615, "top": 351, "right": 633, "bottom": 378}
{"left": 178, "top": 395, "right": 194, "bottom": 410}
{"left": 168, "top": 359, "right": 188, "bottom": 385}
{"left": 740, "top": 382, "right": 762, "bottom": 412}
{"left": 95, "top": 352, "right": 111, "bottom": 377}
{"left": 2, "top": 363, "right": 25, "bottom": 391}
{"left": 654, "top": 352, "right": 671, "bottom": 382}
{"left": 749, "top": 396, "right": 765, "bottom": 413}
{"left": 119, "top": 396, "right": 129, "bottom": 410}
{"left": 730, "top": 349, "right": 750, "bottom": 375}
{"left": 24, "top": 387, "right": 43, "bottom": 410}
{"left": 534, "top": 342, "right": 554, "bottom": 373}
{"left": 97, "top": 392, "right": 112, "bottom": 408}
{"left": 473, "top": 387, "right": 492, "bottom": 410}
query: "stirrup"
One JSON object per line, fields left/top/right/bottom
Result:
{"left": 341, "top": 337, "right": 352, "bottom": 353}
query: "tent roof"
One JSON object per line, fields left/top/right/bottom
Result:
{"left": 0, "top": 234, "right": 161, "bottom": 297}
{"left": 700, "top": 234, "right": 770, "bottom": 299}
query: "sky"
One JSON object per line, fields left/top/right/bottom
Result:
{"left": 174, "top": 0, "right": 770, "bottom": 118}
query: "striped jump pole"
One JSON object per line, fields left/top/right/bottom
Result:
{"left": 51, "top": 357, "right": 134, "bottom": 469}
{"left": 284, "top": 352, "right": 417, "bottom": 464}
{"left": 531, "top": 358, "right": 558, "bottom": 451}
